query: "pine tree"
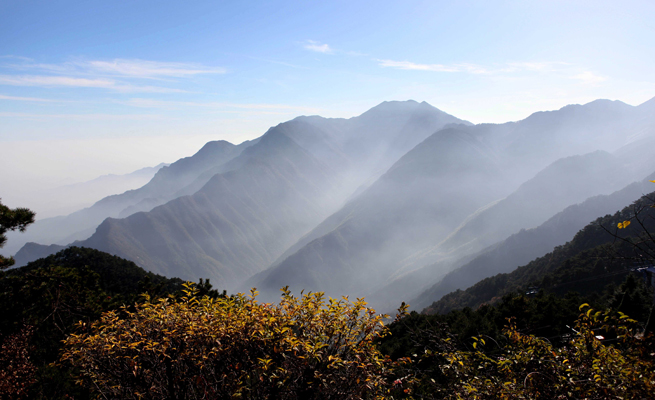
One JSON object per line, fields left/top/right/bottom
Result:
{"left": 0, "top": 199, "right": 35, "bottom": 269}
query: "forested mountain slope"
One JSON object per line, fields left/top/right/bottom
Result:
{"left": 0, "top": 247, "right": 188, "bottom": 398}
{"left": 422, "top": 182, "right": 655, "bottom": 314}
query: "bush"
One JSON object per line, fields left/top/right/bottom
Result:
{"left": 61, "top": 284, "right": 397, "bottom": 399}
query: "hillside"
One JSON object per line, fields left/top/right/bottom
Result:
{"left": 249, "top": 99, "right": 654, "bottom": 307}
{"left": 0, "top": 247, "right": 190, "bottom": 399}
{"left": 4, "top": 140, "right": 256, "bottom": 257}
{"left": 422, "top": 184, "right": 655, "bottom": 314}
{"left": 365, "top": 151, "right": 639, "bottom": 312}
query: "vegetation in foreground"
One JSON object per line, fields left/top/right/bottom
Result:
{"left": 2, "top": 254, "right": 654, "bottom": 399}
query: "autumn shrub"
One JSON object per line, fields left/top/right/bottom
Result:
{"left": 61, "top": 284, "right": 399, "bottom": 399}
{"left": 392, "top": 304, "right": 655, "bottom": 399}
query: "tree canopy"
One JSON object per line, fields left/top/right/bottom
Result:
{"left": 0, "top": 198, "right": 35, "bottom": 269}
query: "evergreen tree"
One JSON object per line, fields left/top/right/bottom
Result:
{"left": 0, "top": 199, "right": 35, "bottom": 269}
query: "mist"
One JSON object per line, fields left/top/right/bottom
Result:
{"left": 8, "top": 97, "right": 655, "bottom": 314}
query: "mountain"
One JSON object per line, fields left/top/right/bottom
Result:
{"left": 15, "top": 101, "right": 470, "bottom": 289}
{"left": 410, "top": 174, "right": 654, "bottom": 312}
{"left": 246, "top": 126, "right": 510, "bottom": 301}
{"left": 80, "top": 128, "right": 341, "bottom": 288}
{"left": 4, "top": 139, "right": 256, "bottom": 257}
{"left": 363, "top": 150, "right": 636, "bottom": 312}
{"left": 421, "top": 177, "right": 655, "bottom": 315}
{"left": 248, "top": 98, "right": 655, "bottom": 308}
{"left": 30, "top": 163, "right": 167, "bottom": 220}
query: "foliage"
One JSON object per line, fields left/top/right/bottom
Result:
{"left": 0, "top": 247, "right": 187, "bottom": 399}
{"left": 448, "top": 305, "right": 655, "bottom": 399}
{"left": 0, "top": 325, "right": 36, "bottom": 400}
{"left": 0, "top": 198, "right": 35, "bottom": 269}
{"left": 384, "top": 304, "right": 655, "bottom": 399}
{"left": 61, "top": 284, "right": 400, "bottom": 399}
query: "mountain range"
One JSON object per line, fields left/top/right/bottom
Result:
{"left": 10, "top": 96, "right": 655, "bottom": 312}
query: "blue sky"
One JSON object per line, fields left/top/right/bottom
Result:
{"left": 2, "top": 0, "right": 655, "bottom": 206}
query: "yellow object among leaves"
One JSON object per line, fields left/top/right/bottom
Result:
{"left": 617, "top": 220, "right": 631, "bottom": 229}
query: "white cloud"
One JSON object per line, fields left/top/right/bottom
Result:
{"left": 0, "top": 112, "right": 163, "bottom": 120}
{"left": 0, "top": 57, "right": 224, "bottom": 93}
{"left": 377, "top": 59, "right": 485, "bottom": 73}
{"left": 572, "top": 71, "right": 607, "bottom": 85}
{"left": 0, "top": 55, "right": 34, "bottom": 62}
{"left": 377, "top": 60, "right": 453, "bottom": 72}
{"left": 83, "top": 59, "right": 226, "bottom": 79}
{"left": 304, "top": 40, "right": 333, "bottom": 54}
{"left": 0, "top": 74, "right": 116, "bottom": 88}
{"left": 0, "top": 74, "right": 188, "bottom": 93}
{"left": 378, "top": 59, "right": 592, "bottom": 78}
{"left": 0, "top": 94, "right": 62, "bottom": 102}
{"left": 505, "top": 61, "right": 568, "bottom": 72}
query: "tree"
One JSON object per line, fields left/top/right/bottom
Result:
{"left": 0, "top": 199, "right": 35, "bottom": 269}
{"left": 61, "top": 284, "right": 401, "bottom": 399}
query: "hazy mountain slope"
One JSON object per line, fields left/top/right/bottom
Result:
{"left": 248, "top": 127, "right": 509, "bottom": 300}
{"left": 115, "top": 139, "right": 257, "bottom": 217}
{"left": 365, "top": 151, "right": 634, "bottom": 312}
{"left": 12, "top": 101, "right": 470, "bottom": 289}
{"left": 4, "top": 140, "right": 254, "bottom": 258}
{"left": 418, "top": 151, "right": 629, "bottom": 264}
{"left": 72, "top": 102, "right": 469, "bottom": 288}
{"left": 77, "top": 129, "right": 342, "bottom": 288}
{"left": 420, "top": 176, "right": 655, "bottom": 314}
{"left": 261, "top": 102, "right": 470, "bottom": 269}
{"left": 248, "top": 99, "right": 653, "bottom": 307}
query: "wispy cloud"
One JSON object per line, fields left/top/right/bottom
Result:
{"left": 0, "top": 74, "right": 116, "bottom": 88}
{"left": 0, "top": 57, "right": 224, "bottom": 93}
{"left": 572, "top": 71, "right": 607, "bottom": 85}
{"left": 0, "top": 55, "right": 34, "bottom": 62}
{"left": 303, "top": 40, "right": 333, "bottom": 54}
{"left": 0, "top": 111, "right": 163, "bottom": 120}
{"left": 376, "top": 59, "right": 546, "bottom": 74}
{"left": 377, "top": 59, "right": 463, "bottom": 72}
{"left": 377, "top": 59, "right": 603, "bottom": 84}
{"left": 83, "top": 59, "right": 226, "bottom": 79}
{"left": 0, "top": 94, "right": 64, "bottom": 102}
{"left": 0, "top": 74, "right": 188, "bottom": 93}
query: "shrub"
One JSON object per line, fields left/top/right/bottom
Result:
{"left": 61, "top": 284, "right": 396, "bottom": 399}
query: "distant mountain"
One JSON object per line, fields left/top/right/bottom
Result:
{"left": 33, "top": 163, "right": 167, "bottom": 219}
{"left": 79, "top": 128, "right": 341, "bottom": 288}
{"left": 4, "top": 139, "right": 255, "bottom": 257}
{"left": 247, "top": 126, "right": 509, "bottom": 301}
{"left": 248, "top": 99, "right": 653, "bottom": 307}
{"left": 16, "top": 101, "right": 469, "bottom": 288}
{"left": 421, "top": 176, "right": 655, "bottom": 315}
{"left": 364, "top": 150, "right": 636, "bottom": 312}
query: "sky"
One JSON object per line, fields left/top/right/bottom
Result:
{"left": 2, "top": 0, "right": 655, "bottom": 208}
